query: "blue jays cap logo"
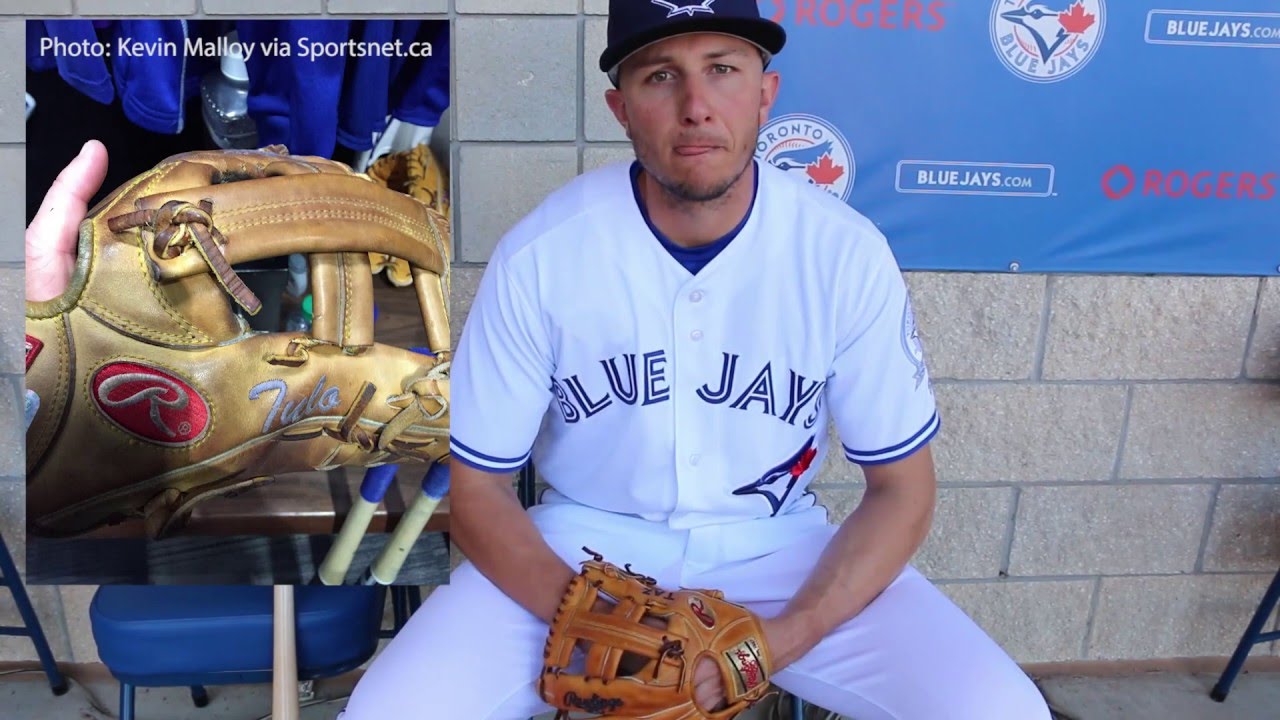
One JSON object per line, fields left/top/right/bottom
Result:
{"left": 756, "top": 113, "right": 855, "bottom": 202}
{"left": 732, "top": 435, "right": 818, "bottom": 515}
{"left": 651, "top": 0, "right": 716, "bottom": 17}
{"left": 990, "top": 1, "right": 1105, "bottom": 83}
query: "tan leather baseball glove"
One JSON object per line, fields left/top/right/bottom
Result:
{"left": 365, "top": 143, "right": 449, "bottom": 288}
{"left": 24, "top": 145, "right": 450, "bottom": 539}
{"left": 540, "top": 549, "right": 774, "bottom": 719}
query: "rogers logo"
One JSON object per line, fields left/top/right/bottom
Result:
{"left": 759, "top": 0, "right": 945, "bottom": 30}
{"left": 92, "top": 361, "right": 210, "bottom": 447}
{"left": 1102, "top": 165, "right": 1277, "bottom": 201}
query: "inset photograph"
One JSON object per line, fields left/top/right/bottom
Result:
{"left": 23, "top": 18, "right": 452, "bottom": 586}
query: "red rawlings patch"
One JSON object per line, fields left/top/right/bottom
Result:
{"left": 91, "top": 361, "right": 209, "bottom": 447}
{"left": 25, "top": 335, "right": 42, "bottom": 371}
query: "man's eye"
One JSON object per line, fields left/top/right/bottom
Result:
{"left": 711, "top": 64, "right": 734, "bottom": 74}
{"left": 649, "top": 70, "right": 672, "bottom": 83}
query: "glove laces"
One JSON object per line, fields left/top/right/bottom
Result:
{"left": 108, "top": 198, "right": 262, "bottom": 315}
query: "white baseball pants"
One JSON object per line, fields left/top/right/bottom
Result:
{"left": 338, "top": 499, "right": 1051, "bottom": 720}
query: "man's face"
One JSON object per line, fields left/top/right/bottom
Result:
{"left": 606, "top": 33, "right": 780, "bottom": 203}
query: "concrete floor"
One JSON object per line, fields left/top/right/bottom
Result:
{"left": 3, "top": 668, "right": 1278, "bottom": 719}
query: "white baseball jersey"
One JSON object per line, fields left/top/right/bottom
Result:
{"left": 450, "top": 159, "right": 939, "bottom": 528}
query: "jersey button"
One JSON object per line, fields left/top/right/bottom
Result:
{"left": 689, "top": 454, "right": 701, "bottom": 466}
{"left": 689, "top": 290, "right": 704, "bottom": 302}
{"left": 690, "top": 329, "right": 703, "bottom": 341}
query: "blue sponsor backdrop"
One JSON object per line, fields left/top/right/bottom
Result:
{"left": 752, "top": 0, "right": 1280, "bottom": 275}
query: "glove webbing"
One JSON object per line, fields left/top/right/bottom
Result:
{"left": 108, "top": 199, "right": 262, "bottom": 315}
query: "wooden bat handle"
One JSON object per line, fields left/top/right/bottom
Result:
{"left": 273, "top": 585, "right": 300, "bottom": 720}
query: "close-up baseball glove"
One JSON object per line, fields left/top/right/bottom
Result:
{"left": 540, "top": 549, "right": 774, "bottom": 719}
{"left": 24, "top": 144, "right": 451, "bottom": 540}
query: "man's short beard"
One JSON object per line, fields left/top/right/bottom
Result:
{"left": 647, "top": 151, "right": 754, "bottom": 204}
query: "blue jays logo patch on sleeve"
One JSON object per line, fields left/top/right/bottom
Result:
{"left": 901, "top": 298, "right": 926, "bottom": 390}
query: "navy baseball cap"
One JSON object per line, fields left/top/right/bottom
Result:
{"left": 601, "top": 0, "right": 787, "bottom": 83}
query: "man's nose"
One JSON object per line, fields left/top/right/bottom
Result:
{"left": 678, "top": 76, "right": 714, "bottom": 125}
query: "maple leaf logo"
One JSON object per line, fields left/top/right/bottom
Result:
{"left": 806, "top": 154, "right": 844, "bottom": 185}
{"left": 1058, "top": 1, "right": 1095, "bottom": 34}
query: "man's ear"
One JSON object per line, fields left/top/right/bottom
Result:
{"left": 758, "top": 71, "right": 781, "bottom": 125}
{"left": 605, "top": 87, "right": 630, "bottom": 136}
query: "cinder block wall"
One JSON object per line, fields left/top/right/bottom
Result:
{"left": 446, "top": 3, "right": 1280, "bottom": 669}
{"left": 1, "top": 1, "right": 1277, "bottom": 673}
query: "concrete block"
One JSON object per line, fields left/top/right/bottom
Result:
{"left": 1247, "top": 278, "right": 1279, "bottom": 378}
{"left": 584, "top": 17, "right": 628, "bottom": 142}
{"left": 1043, "top": 276, "right": 1257, "bottom": 380}
{"left": 0, "top": 377, "right": 21, "bottom": 478}
{"left": 583, "top": 144, "right": 635, "bottom": 173}
{"left": 903, "top": 273, "right": 1045, "bottom": 380}
{"left": 0, "top": 22, "right": 24, "bottom": 142}
{"left": 457, "top": 144, "right": 578, "bottom": 263}
{"left": 931, "top": 383, "right": 1127, "bottom": 483}
{"left": 0, "top": 147, "right": 23, "bottom": 264}
{"left": 1203, "top": 483, "right": 1280, "bottom": 573}
{"left": 1009, "top": 484, "right": 1212, "bottom": 576}
{"left": 938, "top": 580, "right": 1093, "bottom": 664}
{"left": 921, "top": 487, "right": 1014, "bottom": 579}
{"left": 78, "top": 0, "right": 195, "bottom": 13}
{"left": 0, "top": 486, "right": 71, "bottom": 663}
{"left": 457, "top": 0, "right": 576, "bottom": 12}
{"left": 456, "top": 17, "right": 577, "bottom": 141}
{"left": 202, "top": 0, "right": 316, "bottom": 13}
{"left": 448, "top": 264, "right": 485, "bottom": 349}
{"left": 0, "top": 269, "right": 23, "bottom": 373}
{"left": 58, "top": 584, "right": 100, "bottom": 664}
{"left": 811, "top": 485, "right": 1012, "bottom": 580}
{"left": 1121, "top": 384, "right": 1280, "bottom": 480}
{"left": 1089, "top": 574, "right": 1279, "bottom": 659}
{"left": 585, "top": 0, "right": 607, "bottom": 14}
{"left": 0, "top": 1, "right": 70, "bottom": 12}
{"left": 329, "top": 0, "right": 447, "bottom": 11}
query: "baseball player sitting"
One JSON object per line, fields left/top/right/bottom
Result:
{"left": 342, "top": 1, "right": 1053, "bottom": 718}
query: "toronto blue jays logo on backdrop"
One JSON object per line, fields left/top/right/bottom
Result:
{"left": 756, "top": 113, "right": 855, "bottom": 202}
{"left": 990, "top": 0, "right": 1105, "bottom": 83}
{"left": 652, "top": 0, "right": 716, "bottom": 18}
{"left": 732, "top": 435, "right": 818, "bottom": 515}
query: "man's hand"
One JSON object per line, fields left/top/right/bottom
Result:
{"left": 611, "top": 606, "right": 805, "bottom": 714}
{"left": 26, "top": 140, "right": 108, "bottom": 301}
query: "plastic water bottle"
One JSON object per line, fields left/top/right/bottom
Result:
{"left": 200, "top": 30, "right": 258, "bottom": 149}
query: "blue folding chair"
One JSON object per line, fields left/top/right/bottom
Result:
{"left": 0, "top": 529, "right": 67, "bottom": 696}
{"left": 1211, "top": 565, "right": 1280, "bottom": 702}
{"left": 90, "top": 584, "right": 386, "bottom": 720}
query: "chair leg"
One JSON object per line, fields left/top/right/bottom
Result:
{"left": 1211, "top": 566, "right": 1280, "bottom": 702}
{"left": 191, "top": 684, "right": 210, "bottom": 707}
{"left": 392, "top": 585, "right": 407, "bottom": 631}
{"left": 120, "top": 682, "right": 136, "bottom": 720}
{"left": 0, "top": 534, "right": 67, "bottom": 696}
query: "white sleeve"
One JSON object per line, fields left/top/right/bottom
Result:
{"left": 449, "top": 251, "right": 554, "bottom": 473}
{"left": 827, "top": 238, "right": 939, "bottom": 466}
